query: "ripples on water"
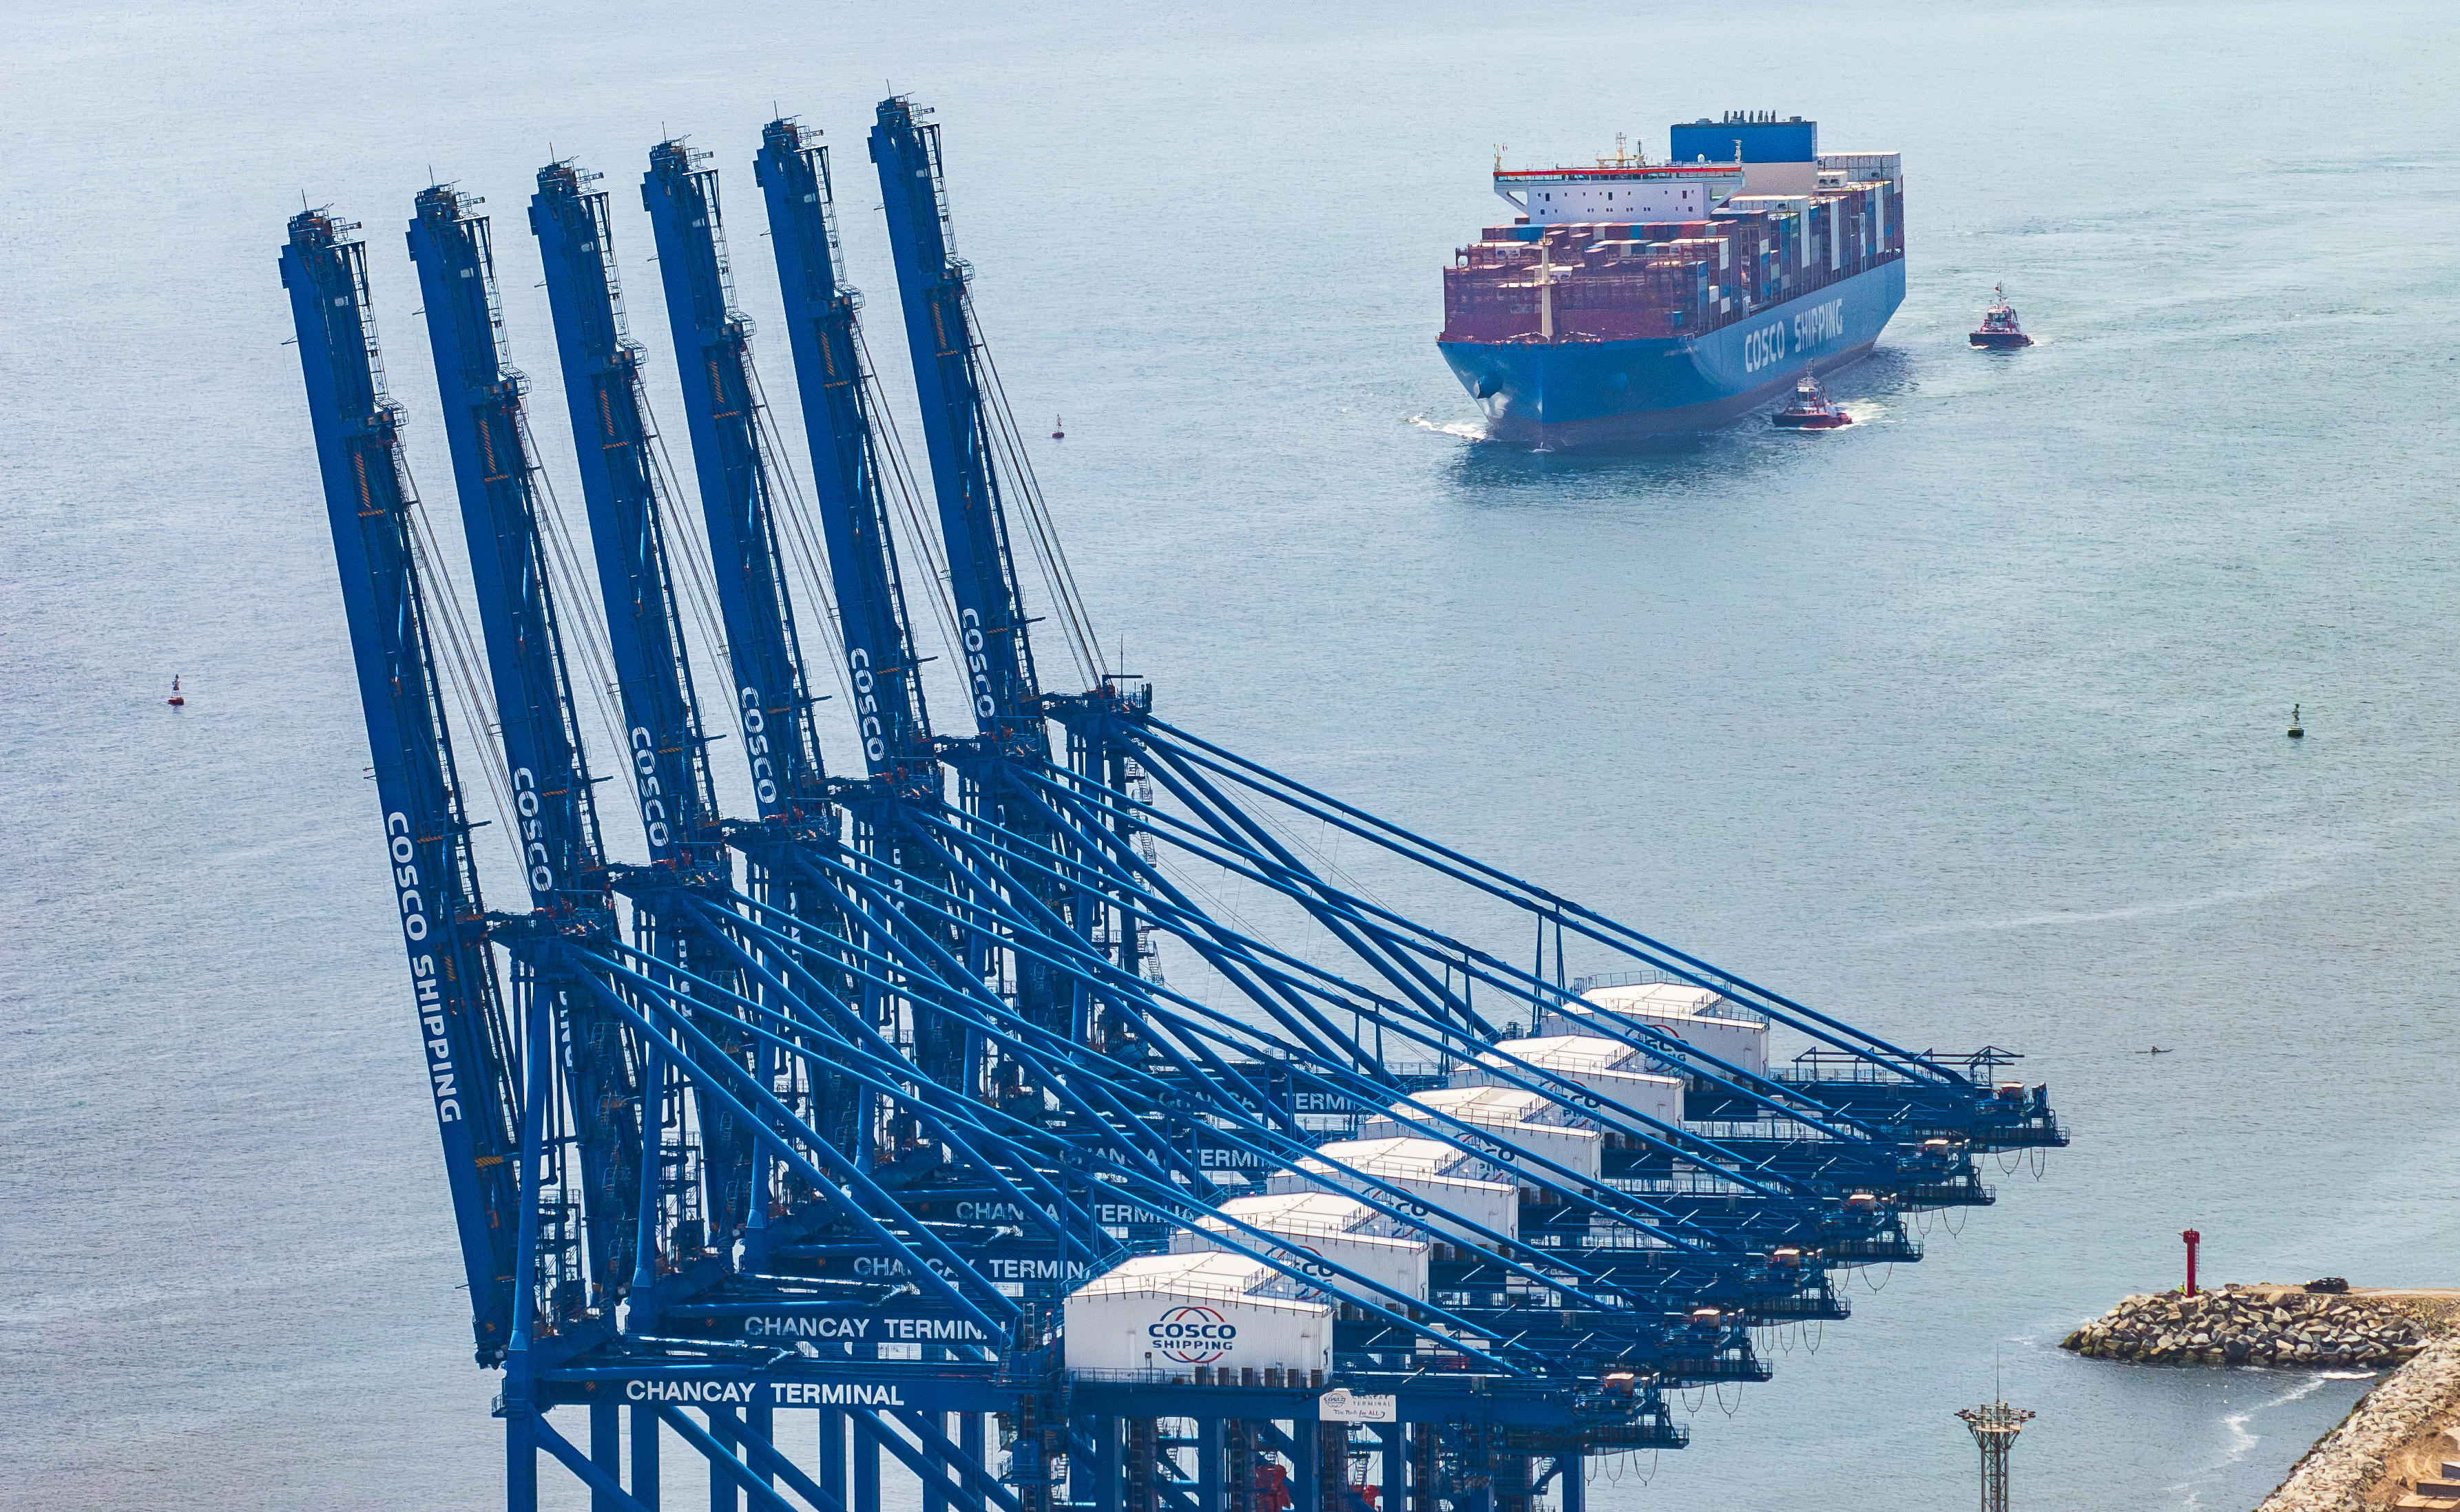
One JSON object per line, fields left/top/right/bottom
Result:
{"left": 4, "top": 1, "right": 2455, "bottom": 1507}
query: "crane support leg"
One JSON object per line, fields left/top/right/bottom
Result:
{"left": 722, "top": 1411, "right": 850, "bottom": 1512}
{"left": 634, "top": 1405, "right": 662, "bottom": 1511}
{"left": 854, "top": 1411, "right": 882, "bottom": 1512}
{"left": 749, "top": 1400, "right": 778, "bottom": 1498}
{"left": 922, "top": 1414, "right": 950, "bottom": 1512}
{"left": 820, "top": 1410, "right": 846, "bottom": 1508}
{"left": 1090, "top": 1416, "right": 1120, "bottom": 1512}
{"left": 708, "top": 1405, "right": 738, "bottom": 1512}
{"left": 890, "top": 1409, "right": 1022, "bottom": 1512}
{"left": 1196, "top": 1418, "right": 1223, "bottom": 1512}
{"left": 594, "top": 1401, "right": 623, "bottom": 1512}
{"left": 508, "top": 1411, "right": 539, "bottom": 1512}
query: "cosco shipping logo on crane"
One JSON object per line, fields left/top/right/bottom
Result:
{"left": 385, "top": 812, "right": 462, "bottom": 1127}
{"left": 385, "top": 812, "right": 432, "bottom": 944}
{"left": 512, "top": 769, "right": 554, "bottom": 894}
{"left": 959, "top": 610, "right": 995, "bottom": 721}
{"left": 629, "top": 729, "right": 671, "bottom": 850}
{"left": 847, "top": 650, "right": 886, "bottom": 765}
{"left": 740, "top": 688, "right": 778, "bottom": 808}
{"left": 1150, "top": 1305, "right": 1236, "bottom": 1365}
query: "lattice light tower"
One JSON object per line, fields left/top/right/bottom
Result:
{"left": 1956, "top": 1401, "right": 2036, "bottom": 1512}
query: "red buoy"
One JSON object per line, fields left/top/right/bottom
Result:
{"left": 1050, "top": 414, "right": 1065, "bottom": 440}
{"left": 167, "top": 673, "right": 185, "bottom": 707}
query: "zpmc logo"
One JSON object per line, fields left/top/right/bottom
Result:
{"left": 1149, "top": 1305, "right": 1236, "bottom": 1365}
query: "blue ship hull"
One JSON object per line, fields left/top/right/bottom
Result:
{"left": 1438, "top": 260, "right": 1906, "bottom": 445}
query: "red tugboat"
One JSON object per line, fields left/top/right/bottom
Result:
{"left": 1771, "top": 372, "right": 1853, "bottom": 430}
{"left": 1970, "top": 284, "right": 2033, "bottom": 348}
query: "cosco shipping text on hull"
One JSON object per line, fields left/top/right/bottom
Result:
{"left": 1439, "top": 112, "right": 1906, "bottom": 444}
{"left": 1441, "top": 262, "right": 1902, "bottom": 441}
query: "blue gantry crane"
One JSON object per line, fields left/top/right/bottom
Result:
{"left": 527, "top": 158, "right": 750, "bottom": 1442}
{"left": 640, "top": 132, "right": 980, "bottom": 1162}
{"left": 408, "top": 182, "right": 655, "bottom": 1341}
{"left": 280, "top": 205, "right": 526, "bottom": 1364}
{"left": 280, "top": 96, "right": 2067, "bottom": 1512}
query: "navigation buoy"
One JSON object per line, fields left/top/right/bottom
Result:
{"left": 1051, "top": 414, "right": 1065, "bottom": 440}
{"left": 167, "top": 674, "right": 185, "bottom": 707}
{"left": 2286, "top": 703, "right": 2303, "bottom": 738}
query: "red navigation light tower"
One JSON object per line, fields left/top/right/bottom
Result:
{"left": 2182, "top": 1229, "right": 2201, "bottom": 1296}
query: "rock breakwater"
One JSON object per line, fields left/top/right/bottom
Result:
{"left": 2061, "top": 1285, "right": 2428, "bottom": 1369}
{"left": 2252, "top": 1335, "right": 2460, "bottom": 1512}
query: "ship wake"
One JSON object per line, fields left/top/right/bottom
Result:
{"left": 1407, "top": 412, "right": 1491, "bottom": 441}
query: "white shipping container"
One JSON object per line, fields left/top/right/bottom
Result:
{"left": 1722, "top": 193, "right": 1812, "bottom": 216}
{"left": 1268, "top": 1137, "right": 1519, "bottom": 1245}
{"left": 1817, "top": 151, "right": 1904, "bottom": 185}
{"left": 1737, "top": 160, "right": 1821, "bottom": 196}
{"left": 1065, "top": 1252, "right": 1331, "bottom": 1377}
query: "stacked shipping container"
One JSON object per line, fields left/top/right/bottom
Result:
{"left": 1441, "top": 173, "right": 1904, "bottom": 345}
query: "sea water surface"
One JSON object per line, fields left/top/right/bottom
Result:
{"left": 4, "top": 1, "right": 2457, "bottom": 1508}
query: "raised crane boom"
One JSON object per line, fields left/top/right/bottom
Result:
{"left": 869, "top": 97, "right": 1047, "bottom": 758}
{"left": 405, "top": 185, "right": 608, "bottom": 910}
{"left": 529, "top": 160, "right": 725, "bottom": 870}
{"left": 751, "top": 117, "right": 981, "bottom": 1111}
{"left": 868, "top": 98, "right": 1116, "bottom": 1045}
{"left": 640, "top": 139, "right": 833, "bottom": 827}
{"left": 753, "top": 118, "right": 937, "bottom": 789}
{"left": 407, "top": 185, "right": 643, "bottom": 1303}
{"left": 278, "top": 206, "right": 524, "bottom": 1362}
{"left": 639, "top": 140, "right": 846, "bottom": 1251}
{"left": 530, "top": 158, "right": 773, "bottom": 1285}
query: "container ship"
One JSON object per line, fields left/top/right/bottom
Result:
{"left": 1439, "top": 113, "right": 1904, "bottom": 445}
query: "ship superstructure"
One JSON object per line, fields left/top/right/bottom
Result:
{"left": 1441, "top": 113, "right": 1905, "bottom": 443}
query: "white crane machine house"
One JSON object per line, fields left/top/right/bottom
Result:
{"left": 1547, "top": 980, "right": 1770, "bottom": 1079}
{"left": 1448, "top": 1035, "right": 1688, "bottom": 1129}
{"left": 1267, "top": 1137, "right": 1519, "bottom": 1246}
{"left": 1063, "top": 1250, "right": 1333, "bottom": 1380}
{"left": 1170, "top": 1191, "right": 1432, "bottom": 1304}
{"left": 1356, "top": 1085, "right": 1605, "bottom": 1184}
